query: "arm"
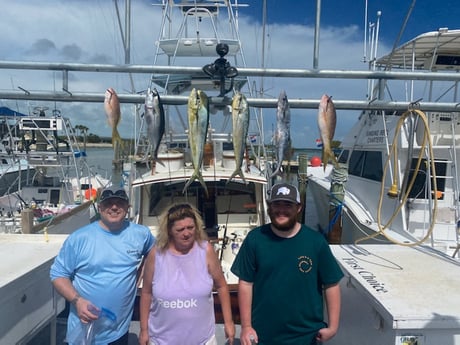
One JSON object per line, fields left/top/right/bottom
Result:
{"left": 316, "top": 282, "right": 341, "bottom": 342}
{"left": 52, "top": 277, "right": 98, "bottom": 322}
{"left": 139, "top": 248, "right": 156, "bottom": 345}
{"left": 207, "top": 242, "right": 235, "bottom": 344}
{"left": 238, "top": 279, "right": 258, "bottom": 345}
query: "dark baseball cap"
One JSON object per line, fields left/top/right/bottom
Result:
{"left": 99, "top": 187, "right": 129, "bottom": 203}
{"left": 268, "top": 183, "right": 300, "bottom": 204}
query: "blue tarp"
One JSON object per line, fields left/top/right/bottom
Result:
{"left": 0, "top": 106, "right": 28, "bottom": 117}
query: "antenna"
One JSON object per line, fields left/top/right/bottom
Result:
{"left": 363, "top": 0, "right": 368, "bottom": 63}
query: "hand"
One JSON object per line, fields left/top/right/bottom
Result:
{"left": 316, "top": 326, "right": 337, "bottom": 343}
{"left": 75, "top": 298, "right": 99, "bottom": 324}
{"left": 138, "top": 329, "right": 150, "bottom": 345}
{"left": 240, "top": 326, "right": 258, "bottom": 345}
{"left": 224, "top": 320, "right": 236, "bottom": 344}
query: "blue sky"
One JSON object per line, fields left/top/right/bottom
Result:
{"left": 247, "top": 0, "right": 460, "bottom": 46}
{"left": 0, "top": 0, "right": 459, "bottom": 147}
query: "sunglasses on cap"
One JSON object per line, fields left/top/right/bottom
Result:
{"left": 100, "top": 188, "right": 129, "bottom": 203}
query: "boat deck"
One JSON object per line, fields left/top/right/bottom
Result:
{"left": 330, "top": 244, "right": 460, "bottom": 344}
{"left": 33, "top": 316, "right": 242, "bottom": 344}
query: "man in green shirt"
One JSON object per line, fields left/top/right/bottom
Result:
{"left": 231, "top": 183, "right": 344, "bottom": 345}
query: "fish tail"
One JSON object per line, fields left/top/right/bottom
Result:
{"left": 321, "top": 147, "right": 338, "bottom": 171}
{"left": 112, "top": 128, "right": 123, "bottom": 149}
{"left": 152, "top": 154, "right": 166, "bottom": 167}
{"left": 269, "top": 163, "right": 283, "bottom": 179}
{"left": 227, "top": 168, "right": 247, "bottom": 185}
{"left": 183, "top": 170, "right": 208, "bottom": 197}
{"left": 197, "top": 173, "right": 208, "bottom": 198}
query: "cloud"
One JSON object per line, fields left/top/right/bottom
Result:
{"left": 0, "top": 0, "right": 391, "bottom": 147}
{"left": 27, "top": 39, "right": 58, "bottom": 56}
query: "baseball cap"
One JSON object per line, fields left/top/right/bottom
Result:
{"left": 268, "top": 183, "right": 300, "bottom": 204}
{"left": 99, "top": 186, "right": 129, "bottom": 203}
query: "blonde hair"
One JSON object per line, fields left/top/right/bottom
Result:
{"left": 156, "top": 203, "right": 207, "bottom": 252}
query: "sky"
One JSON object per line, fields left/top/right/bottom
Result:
{"left": 0, "top": 0, "right": 459, "bottom": 148}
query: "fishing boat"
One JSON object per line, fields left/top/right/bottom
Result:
{"left": 0, "top": 107, "right": 110, "bottom": 234}
{"left": 0, "top": 107, "right": 37, "bottom": 197}
{"left": 307, "top": 28, "right": 460, "bottom": 344}
{"left": 125, "top": 0, "right": 271, "bottom": 323}
{"left": 308, "top": 28, "right": 460, "bottom": 257}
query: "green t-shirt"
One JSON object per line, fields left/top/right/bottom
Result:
{"left": 231, "top": 224, "right": 344, "bottom": 345}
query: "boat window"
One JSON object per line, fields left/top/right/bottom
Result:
{"left": 349, "top": 151, "right": 365, "bottom": 176}
{"left": 338, "top": 150, "right": 349, "bottom": 164}
{"left": 148, "top": 181, "right": 257, "bottom": 217}
{"left": 407, "top": 159, "right": 447, "bottom": 200}
{"left": 348, "top": 150, "right": 383, "bottom": 182}
{"left": 361, "top": 151, "right": 383, "bottom": 181}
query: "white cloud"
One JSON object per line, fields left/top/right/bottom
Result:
{"left": 0, "top": 0, "right": 392, "bottom": 147}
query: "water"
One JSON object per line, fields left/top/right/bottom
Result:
{"left": 84, "top": 146, "right": 117, "bottom": 182}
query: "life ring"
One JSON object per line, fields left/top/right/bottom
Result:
{"left": 85, "top": 188, "right": 97, "bottom": 200}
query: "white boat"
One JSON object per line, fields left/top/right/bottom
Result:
{"left": 0, "top": 107, "right": 111, "bottom": 234}
{"left": 308, "top": 29, "right": 460, "bottom": 258}
{"left": 0, "top": 107, "right": 37, "bottom": 197}
{"left": 129, "top": 0, "right": 270, "bottom": 272}
{"left": 126, "top": 0, "right": 271, "bottom": 323}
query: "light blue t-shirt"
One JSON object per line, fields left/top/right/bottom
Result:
{"left": 50, "top": 220, "right": 155, "bottom": 344}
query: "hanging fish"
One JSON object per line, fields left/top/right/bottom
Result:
{"left": 144, "top": 88, "right": 165, "bottom": 167}
{"left": 183, "top": 88, "right": 209, "bottom": 196}
{"left": 317, "top": 94, "right": 338, "bottom": 171}
{"left": 228, "top": 91, "right": 249, "bottom": 184}
{"left": 270, "top": 90, "right": 291, "bottom": 178}
{"left": 103, "top": 87, "right": 123, "bottom": 148}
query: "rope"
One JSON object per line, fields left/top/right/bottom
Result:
{"left": 355, "top": 108, "right": 438, "bottom": 246}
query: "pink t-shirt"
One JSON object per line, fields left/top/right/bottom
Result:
{"left": 148, "top": 241, "right": 215, "bottom": 344}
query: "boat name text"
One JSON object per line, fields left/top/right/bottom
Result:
{"left": 366, "top": 130, "right": 386, "bottom": 144}
{"left": 342, "top": 257, "right": 388, "bottom": 293}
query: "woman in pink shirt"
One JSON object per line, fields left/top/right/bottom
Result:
{"left": 139, "top": 203, "right": 235, "bottom": 345}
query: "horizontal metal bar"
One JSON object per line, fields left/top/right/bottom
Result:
{"left": 2, "top": 60, "right": 460, "bottom": 81}
{"left": 1, "top": 90, "right": 459, "bottom": 112}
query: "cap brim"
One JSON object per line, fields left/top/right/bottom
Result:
{"left": 268, "top": 198, "right": 298, "bottom": 204}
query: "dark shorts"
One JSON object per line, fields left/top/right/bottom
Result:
{"left": 108, "top": 332, "right": 129, "bottom": 345}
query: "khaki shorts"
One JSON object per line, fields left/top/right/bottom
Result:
{"left": 150, "top": 334, "right": 216, "bottom": 345}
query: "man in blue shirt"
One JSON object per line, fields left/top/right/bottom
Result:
{"left": 50, "top": 187, "right": 155, "bottom": 345}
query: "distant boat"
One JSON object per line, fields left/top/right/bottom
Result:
{"left": 0, "top": 107, "right": 110, "bottom": 234}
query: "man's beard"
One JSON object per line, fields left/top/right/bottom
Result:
{"left": 272, "top": 216, "right": 297, "bottom": 232}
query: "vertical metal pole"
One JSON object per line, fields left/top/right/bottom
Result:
{"left": 298, "top": 154, "right": 308, "bottom": 223}
{"left": 313, "top": 0, "right": 321, "bottom": 69}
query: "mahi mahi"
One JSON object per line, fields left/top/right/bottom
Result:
{"left": 228, "top": 91, "right": 250, "bottom": 184}
{"left": 104, "top": 87, "right": 123, "bottom": 148}
{"left": 144, "top": 88, "right": 165, "bottom": 166}
{"left": 270, "top": 90, "right": 291, "bottom": 178}
{"left": 183, "top": 88, "right": 209, "bottom": 196}
{"left": 317, "top": 94, "right": 338, "bottom": 170}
